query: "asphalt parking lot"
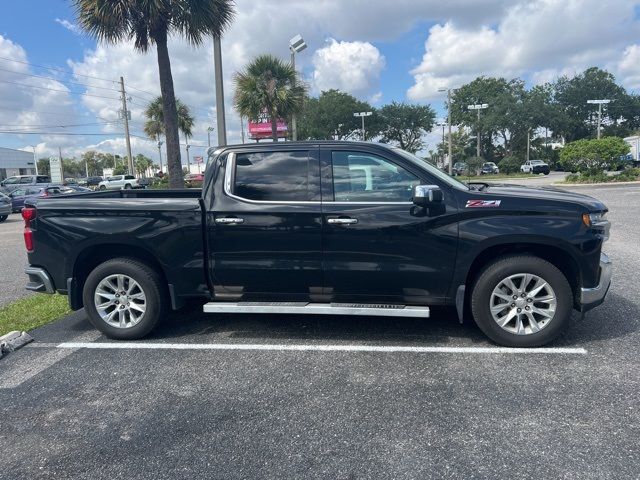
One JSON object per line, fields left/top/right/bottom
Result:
{"left": 1, "top": 182, "right": 639, "bottom": 479}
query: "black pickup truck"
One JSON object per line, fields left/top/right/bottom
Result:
{"left": 22, "top": 141, "right": 611, "bottom": 347}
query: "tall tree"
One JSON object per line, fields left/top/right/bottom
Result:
{"left": 144, "top": 96, "right": 195, "bottom": 167}
{"left": 377, "top": 102, "right": 436, "bottom": 153}
{"left": 297, "top": 89, "right": 374, "bottom": 140}
{"left": 234, "top": 54, "right": 307, "bottom": 142}
{"left": 73, "top": 0, "right": 235, "bottom": 188}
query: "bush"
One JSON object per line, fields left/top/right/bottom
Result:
{"left": 498, "top": 156, "right": 522, "bottom": 174}
{"left": 559, "top": 137, "right": 629, "bottom": 174}
{"left": 615, "top": 167, "right": 640, "bottom": 182}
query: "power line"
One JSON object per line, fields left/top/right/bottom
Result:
{"left": 0, "top": 121, "right": 120, "bottom": 128}
{"left": 0, "top": 55, "right": 117, "bottom": 84}
{"left": 0, "top": 66, "right": 121, "bottom": 93}
{"left": 0, "top": 131, "right": 124, "bottom": 136}
{"left": 0, "top": 78, "right": 121, "bottom": 100}
{"left": 0, "top": 106, "right": 116, "bottom": 124}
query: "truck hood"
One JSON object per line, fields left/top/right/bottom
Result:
{"left": 485, "top": 184, "right": 606, "bottom": 211}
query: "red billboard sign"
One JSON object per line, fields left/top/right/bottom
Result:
{"left": 248, "top": 112, "right": 288, "bottom": 139}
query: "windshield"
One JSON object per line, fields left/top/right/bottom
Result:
{"left": 392, "top": 147, "right": 469, "bottom": 191}
{"left": 531, "top": 160, "right": 544, "bottom": 165}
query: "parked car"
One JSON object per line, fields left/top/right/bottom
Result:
{"left": 97, "top": 175, "right": 141, "bottom": 190}
{"left": 480, "top": 162, "right": 499, "bottom": 175}
{"left": 0, "top": 191, "right": 11, "bottom": 222}
{"left": 9, "top": 185, "right": 62, "bottom": 212}
{"left": 521, "top": 159, "right": 550, "bottom": 175}
{"left": 59, "top": 185, "right": 93, "bottom": 194}
{"left": 0, "top": 175, "right": 51, "bottom": 194}
{"left": 79, "top": 176, "right": 104, "bottom": 187}
{"left": 185, "top": 173, "right": 205, "bottom": 182}
{"left": 23, "top": 141, "right": 611, "bottom": 348}
{"left": 452, "top": 162, "right": 468, "bottom": 176}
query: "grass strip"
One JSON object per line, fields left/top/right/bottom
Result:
{"left": 0, "top": 294, "right": 71, "bottom": 337}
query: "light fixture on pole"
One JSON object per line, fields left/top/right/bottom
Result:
{"left": 157, "top": 140, "right": 163, "bottom": 173}
{"left": 587, "top": 99, "right": 610, "bottom": 139}
{"left": 213, "top": 36, "right": 227, "bottom": 146}
{"left": 353, "top": 111, "right": 373, "bottom": 141}
{"left": 467, "top": 103, "right": 489, "bottom": 158}
{"left": 438, "top": 87, "right": 456, "bottom": 175}
{"left": 30, "top": 145, "right": 38, "bottom": 175}
{"left": 207, "top": 126, "right": 214, "bottom": 148}
{"left": 289, "top": 34, "right": 307, "bottom": 142}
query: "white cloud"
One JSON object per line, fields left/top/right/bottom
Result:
{"left": 408, "top": 0, "right": 640, "bottom": 100}
{"left": 55, "top": 18, "right": 82, "bottom": 36}
{"left": 311, "top": 39, "right": 385, "bottom": 98}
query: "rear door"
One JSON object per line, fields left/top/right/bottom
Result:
{"left": 206, "top": 146, "right": 322, "bottom": 301}
{"left": 320, "top": 146, "right": 459, "bottom": 305}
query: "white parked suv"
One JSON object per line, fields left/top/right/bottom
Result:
{"left": 97, "top": 175, "right": 141, "bottom": 190}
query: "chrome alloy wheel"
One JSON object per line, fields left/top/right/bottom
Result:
{"left": 94, "top": 274, "right": 147, "bottom": 329}
{"left": 489, "top": 273, "right": 557, "bottom": 335}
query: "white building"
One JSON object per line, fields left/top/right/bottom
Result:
{"left": 624, "top": 135, "right": 640, "bottom": 160}
{"left": 0, "top": 147, "right": 36, "bottom": 180}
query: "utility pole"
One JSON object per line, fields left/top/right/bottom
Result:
{"left": 30, "top": 145, "right": 38, "bottom": 175}
{"left": 213, "top": 36, "right": 227, "bottom": 146}
{"left": 527, "top": 128, "right": 531, "bottom": 162}
{"left": 438, "top": 88, "right": 455, "bottom": 174}
{"left": 185, "top": 138, "right": 191, "bottom": 174}
{"left": 240, "top": 116, "right": 246, "bottom": 144}
{"left": 467, "top": 103, "right": 488, "bottom": 158}
{"left": 587, "top": 99, "right": 610, "bottom": 139}
{"left": 119, "top": 77, "right": 134, "bottom": 175}
{"left": 353, "top": 112, "right": 372, "bottom": 141}
{"left": 289, "top": 35, "right": 307, "bottom": 142}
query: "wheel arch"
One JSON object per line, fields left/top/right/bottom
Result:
{"left": 69, "top": 243, "right": 169, "bottom": 310}
{"left": 464, "top": 242, "right": 581, "bottom": 309}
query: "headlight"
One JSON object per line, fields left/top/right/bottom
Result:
{"left": 582, "top": 211, "right": 606, "bottom": 227}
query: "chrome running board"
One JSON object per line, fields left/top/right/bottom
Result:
{"left": 202, "top": 302, "right": 430, "bottom": 318}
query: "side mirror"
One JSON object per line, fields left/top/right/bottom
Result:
{"left": 412, "top": 185, "right": 443, "bottom": 207}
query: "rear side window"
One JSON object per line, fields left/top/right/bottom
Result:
{"left": 125, "top": 175, "right": 135, "bottom": 180}
{"left": 37, "top": 176, "right": 50, "bottom": 183}
{"left": 233, "top": 151, "right": 309, "bottom": 202}
{"left": 19, "top": 177, "right": 33, "bottom": 184}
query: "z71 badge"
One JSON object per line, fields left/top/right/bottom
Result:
{"left": 466, "top": 200, "right": 501, "bottom": 208}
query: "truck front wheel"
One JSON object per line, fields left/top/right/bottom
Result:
{"left": 470, "top": 255, "right": 573, "bottom": 347}
{"left": 82, "top": 258, "right": 167, "bottom": 340}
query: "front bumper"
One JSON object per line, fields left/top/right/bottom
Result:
{"left": 25, "top": 266, "right": 55, "bottom": 294}
{"left": 580, "top": 252, "right": 612, "bottom": 311}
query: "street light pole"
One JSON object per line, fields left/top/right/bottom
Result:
{"left": 157, "top": 140, "right": 163, "bottom": 173}
{"left": 353, "top": 112, "right": 372, "bottom": 141}
{"left": 587, "top": 99, "right": 610, "bottom": 139}
{"left": 213, "top": 36, "right": 227, "bottom": 146}
{"left": 289, "top": 34, "right": 307, "bottom": 142}
{"left": 30, "top": 145, "right": 38, "bottom": 175}
{"left": 467, "top": 103, "right": 489, "bottom": 158}
{"left": 438, "top": 88, "right": 455, "bottom": 175}
{"left": 207, "top": 126, "right": 214, "bottom": 148}
{"left": 185, "top": 141, "right": 191, "bottom": 174}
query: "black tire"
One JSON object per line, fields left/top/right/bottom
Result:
{"left": 82, "top": 258, "right": 167, "bottom": 340}
{"left": 99, "top": 185, "right": 106, "bottom": 190}
{"left": 124, "top": 183, "right": 132, "bottom": 189}
{"left": 0, "top": 215, "right": 7, "bottom": 222}
{"left": 470, "top": 255, "right": 573, "bottom": 347}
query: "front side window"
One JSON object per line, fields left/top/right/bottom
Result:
{"left": 107, "top": 176, "right": 121, "bottom": 182}
{"left": 12, "top": 189, "right": 25, "bottom": 196}
{"left": 19, "top": 177, "right": 33, "bottom": 184}
{"left": 3, "top": 177, "right": 19, "bottom": 185}
{"left": 232, "top": 151, "right": 309, "bottom": 202}
{"left": 331, "top": 151, "right": 420, "bottom": 202}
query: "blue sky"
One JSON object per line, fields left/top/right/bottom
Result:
{"left": 1, "top": 0, "right": 640, "bottom": 160}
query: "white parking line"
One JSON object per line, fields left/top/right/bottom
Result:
{"left": 57, "top": 342, "right": 588, "bottom": 354}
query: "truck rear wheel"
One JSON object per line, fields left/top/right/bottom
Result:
{"left": 82, "top": 258, "right": 167, "bottom": 340}
{"left": 470, "top": 255, "right": 573, "bottom": 347}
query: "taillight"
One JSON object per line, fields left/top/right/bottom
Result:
{"left": 22, "top": 207, "right": 36, "bottom": 252}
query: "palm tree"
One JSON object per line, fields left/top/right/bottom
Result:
{"left": 234, "top": 54, "right": 307, "bottom": 142}
{"left": 144, "top": 96, "right": 195, "bottom": 170}
{"left": 73, "top": 0, "right": 235, "bottom": 188}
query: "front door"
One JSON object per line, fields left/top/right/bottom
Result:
{"left": 320, "top": 146, "right": 459, "bottom": 305}
{"left": 207, "top": 146, "right": 323, "bottom": 301}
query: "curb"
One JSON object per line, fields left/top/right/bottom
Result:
{"left": 0, "top": 331, "right": 33, "bottom": 359}
{"left": 552, "top": 180, "right": 640, "bottom": 187}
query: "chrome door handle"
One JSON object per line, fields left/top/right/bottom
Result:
{"left": 215, "top": 217, "right": 244, "bottom": 224}
{"left": 327, "top": 217, "right": 358, "bottom": 225}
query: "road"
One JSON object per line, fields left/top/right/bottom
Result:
{"left": 1, "top": 183, "right": 639, "bottom": 479}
